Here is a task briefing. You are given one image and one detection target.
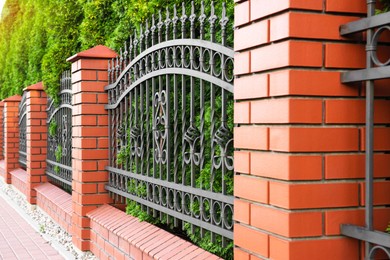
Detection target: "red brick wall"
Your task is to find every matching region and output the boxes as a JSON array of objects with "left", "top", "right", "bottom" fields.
[
  {"left": 3, "top": 96, "right": 22, "bottom": 184},
  {"left": 0, "top": 102, "right": 4, "bottom": 160},
  {"left": 36, "top": 183, "right": 72, "bottom": 234},
  {"left": 68, "top": 45, "right": 117, "bottom": 251},
  {"left": 88, "top": 205, "right": 221, "bottom": 260},
  {"left": 234, "top": 1, "right": 390, "bottom": 259},
  {"left": 10, "top": 168, "right": 28, "bottom": 197},
  {"left": 25, "top": 83, "right": 48, "bottom": 204}
]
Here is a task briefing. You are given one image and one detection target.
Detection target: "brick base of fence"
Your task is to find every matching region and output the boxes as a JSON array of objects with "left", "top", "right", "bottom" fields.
[
  {"left": 35, "top": 183, "right": 72, "bottom": 234},
  {"left": 88, "top": 205, "right": 221, "bottom": 260},
  {"left": 10, "top": 169, "right": 27, "bottom": 198},
  {"left": 0, "top": 160, "right": 5, "bottom": 182}
]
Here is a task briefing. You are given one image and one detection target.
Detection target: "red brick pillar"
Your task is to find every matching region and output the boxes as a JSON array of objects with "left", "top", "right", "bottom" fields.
[
  {"left": 25, "top": 82, "right": 47, "bottom": 204},
  {"left": 234, "top": 1, "right": 390, "bottom": 259},
  {"left": 3, "top": 95, "right": 22, "bottom": 184},
  {"left": 67, "top": 45, "right": 117, "bottom": 251},
  {"left": 0, "top": 101, "right": 4, "bottom": 160}
]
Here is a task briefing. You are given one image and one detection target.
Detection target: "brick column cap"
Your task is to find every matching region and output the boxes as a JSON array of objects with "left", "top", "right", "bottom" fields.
[
  {"left": 66, "top": 45, "right": 117, "bottom": 63},
  {"left": 24, "top": 82, "right": 44, "bottom": 92},
  {"left": 3, "top": 95, "right": 22, "bottom": 102}
]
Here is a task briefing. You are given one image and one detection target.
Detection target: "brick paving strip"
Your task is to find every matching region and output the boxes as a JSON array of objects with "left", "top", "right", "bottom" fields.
[{"left": 0, "top": 193, "right": 64, "bottom": 260}]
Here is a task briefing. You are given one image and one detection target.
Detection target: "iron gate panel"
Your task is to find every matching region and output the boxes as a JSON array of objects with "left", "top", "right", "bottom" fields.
[
  {"left": 46, "top": 71, "right": 72, "bottom": 193},
  {"left": 340, "top": 1, "right": 390, "bottom": 258},
  {"left": 18, "top": 92, "right": 27, "bottom": 169},
  {"left": 105, "top": 2, "right": 234, "bottom": 243}
]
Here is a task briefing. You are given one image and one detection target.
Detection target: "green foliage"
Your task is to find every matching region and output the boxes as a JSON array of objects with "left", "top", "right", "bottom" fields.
[
  {"left": 54, "top": 144, "right": 62, "bottom": 173},
  {"left": 186, "top": 225, "right": 233, "bottom": 260},
  {"left": 55, "top": 145, "right": 62, "bottom": 162},
  {"left": 49, "top": 120, "right": 57, "bottom": 137},
  {"left": 377, "top": 0, "right": 390, "bottom": 13},
  {"left": 78, "top": 0, "right": 117, "bottom": 49},
  {"left": 41, "top": 0, "right": 83, "bottom": 102},
  {"left": 387, "top": 222, "right": 390, "bottom": 233},
  {"left": 0, "top": 0, "right": 233, "bottom": 100}
]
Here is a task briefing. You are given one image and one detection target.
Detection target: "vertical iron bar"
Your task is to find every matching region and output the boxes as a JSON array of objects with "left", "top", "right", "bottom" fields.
[
  {"left": 152, "top": 69, "right": 157, "bottom": 179},
  {"left": 209, "top": 1, "right": 217, "bottom": 43},
  {"left": 135, "top": 86, "right": 139, "bottom": 175},
  {"left": 366, "top": 1, "right": 375, "bottom": 259},
  {"left": 139, "top": 25, "right": 144, "bottom": 53},
  {"left": 120, "top": 100, "right": 124, "bottom": 170},
  {"left": 146, "top": 79, "right": 150, "bottom": 178},
  {"left": 146, "top": 77, "right": 151, "bottom": 217},
  {"left": 220, "top": 2, "right": 228, "bottom": 47},
  {"left": 165, "top": 7, "right": 171, "bottom": 42},
  {"left": 140, "top": 82, "right": 144, "bottom": 176},
  {"left": 124, "top": 96, "right": 128, "bottom": 171},
  {"left": 158, "top": 54, "right": 163, "bottom": 180},
  {"left": 173, "top": 5, "right": 178, "bottom": 40},
  {"left": 124, "top": 41, "right": 128, "bottom": 67},
  {"left": 129, "top": 36, "right": 133, "bottom": 63},
  {"left": 166, "top": 75, "right": 171, "bottom": 182},
  {"left": 116, "top": 105, "right": 120, "bottom": 169},
  {"left": 151, "top": 15, "right": 156, "bottom": 46},
  {"left": 199, "top": 1, "right": 205, "bottom": 41},
  {"left": 173, "top": 73, "right": 179, "bottom": 183},
  {"left": 145, "top": 21, "right": 150, "bottom": 50},
  {"left": 158, "top": 11, "right": 163, "bottom": 44},
  {"left": 129, "top": 91, "right": 133, "bottom": 172}
]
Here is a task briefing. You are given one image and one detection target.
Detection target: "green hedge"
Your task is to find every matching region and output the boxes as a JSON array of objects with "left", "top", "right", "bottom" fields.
[{"left": 1, "top": 0, "right": 227, "bottom": 99}]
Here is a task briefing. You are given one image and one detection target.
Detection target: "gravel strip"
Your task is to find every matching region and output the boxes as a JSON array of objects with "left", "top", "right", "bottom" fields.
[{"left": 0, "top": 182, "right": 96, "bottom": 260}]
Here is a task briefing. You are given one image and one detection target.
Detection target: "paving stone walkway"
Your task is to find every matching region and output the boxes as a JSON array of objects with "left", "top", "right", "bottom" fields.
[{"left": 0, "top": 195, "right": 63, "bottom": 260}]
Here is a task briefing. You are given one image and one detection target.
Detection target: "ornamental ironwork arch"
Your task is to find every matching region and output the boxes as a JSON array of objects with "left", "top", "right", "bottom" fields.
[
  {"left": 46, "top": 71, "right": 72, "bottom": 193},
  {"left": 105, "top": 1, "right": 234, "bottom": 243}
]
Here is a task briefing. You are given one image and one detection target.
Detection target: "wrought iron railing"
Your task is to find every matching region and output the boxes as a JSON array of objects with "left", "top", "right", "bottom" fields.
[
  {"left": 340, "top": 1, "right": 390, "bottom": 258},
  {"left": 18, "top": 92, "right": 27, "bottom": 169},
  {"left": 105, "top": 1, "right": 234, "bottom": 244},
  {"left": 46, "top": 71, "right": 72, "bottom": 193}
]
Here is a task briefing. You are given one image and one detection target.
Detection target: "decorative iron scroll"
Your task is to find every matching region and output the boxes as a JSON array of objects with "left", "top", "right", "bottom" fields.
[
  {"left": 340, "top": 1, "right": 390, "bottom": 258},
  {"left": 105, "top": 1, "right": 234, "bottom": 243},
  {"left": 46, "top": 71, "right": 72, "bottom": 193},
  {"left": 18, "top": 92, "right": 27, "bottom": 169}
]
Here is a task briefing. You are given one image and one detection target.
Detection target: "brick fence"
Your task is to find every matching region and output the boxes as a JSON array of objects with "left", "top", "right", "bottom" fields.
[{"left": 0, "top": 1, "right": 389, "bottom": 259}]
